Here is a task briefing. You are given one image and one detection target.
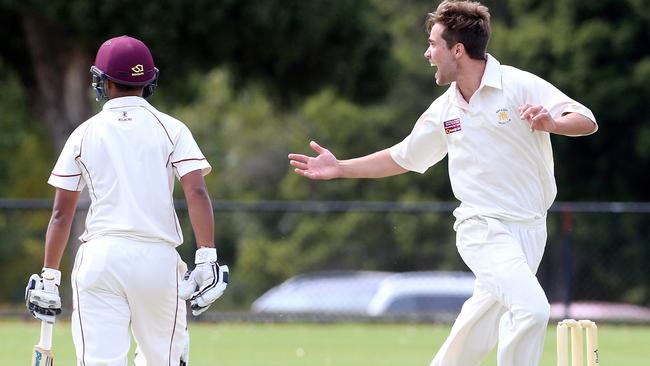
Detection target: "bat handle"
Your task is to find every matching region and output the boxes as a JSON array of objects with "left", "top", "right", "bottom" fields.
[{"left": 39, "top": 321, "right": 53, "bottom": 350}]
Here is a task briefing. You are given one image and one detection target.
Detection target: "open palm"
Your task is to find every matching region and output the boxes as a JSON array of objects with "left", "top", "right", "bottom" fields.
[{"left": 288, "top": 141, "right": 341, "bottom": 180}]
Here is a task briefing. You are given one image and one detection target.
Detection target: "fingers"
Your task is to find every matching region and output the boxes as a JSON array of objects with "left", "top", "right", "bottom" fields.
[
  {"left": 288, "top": 141, "right": 333, "bottom": 180},
  {"left": 519, "top": 104, "right": 551, "bottom": 132},
  {"left": 530, "top": 110, "right": 549, "bottom": 123},
  {"left": 309, "top": 140, "right": 325, "bottom": 154},
  {"left": 519, "top": 104, "right": 543, "bottom": 121},
  {"left": 288, "top": 141, "right": 327, "bottom": 159},
  {"left": 288, "top": 153, "right": 310, "bottom": 163},
  {"left": 179, "top": 270, "right": 198, "bottom": 300},
  {"left": 189, "top": 265, "right": 228, "bottom": 316},
  {"left": 289, "top": 159, "right": 308, "bottom": 170},
  {"left": 293, "top": 167, "right": 317, "bottom": 179},
  {"left": 288, "top": 144, "right": 319, "bottom": 179},
  {"left": 288, "top": 155, "right": 315, "bottom": 178}
]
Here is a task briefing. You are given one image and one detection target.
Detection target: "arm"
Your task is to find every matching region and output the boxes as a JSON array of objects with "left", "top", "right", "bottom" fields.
[
  {"left": 179, "top": 170, "right": 229, "bottom": 316},
  {"left": 180, "top": 169, "right": 214, "bottom": 248},
  {"left": 44, "top": 188, "right": 81, "bottom": 269},
  {"left": 519, "top": 104, "right": 597, "bottom": 136},
  {"left": 288, "top": 141, "right": 408, "bottom": 180},
  {"left": 552, "top": 112, "right": 597, "bottom": 136}
]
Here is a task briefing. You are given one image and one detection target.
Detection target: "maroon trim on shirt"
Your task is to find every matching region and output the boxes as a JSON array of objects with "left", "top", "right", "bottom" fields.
[
  {"left": 77, "top": 159, "right": 97, "bottom": 201},
  {"left": 166, "top": 151, "right": 173, "bottom": 168},
  {"left": 51, "top": 172, "right": 82, "bottom": 177},
  {"left": 140, "top": 106, "right": 174, "bottom": 146},
  {"left": 171, "top": 157, "right": 206, "bottom": 166},
  {"left": 74, "top": 123, "right": 92, "bottom": 193},
  {"left": 75, "top": 122, "right": 90, "bottom": 160}
]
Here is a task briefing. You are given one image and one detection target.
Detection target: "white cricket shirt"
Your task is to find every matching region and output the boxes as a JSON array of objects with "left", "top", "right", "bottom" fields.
[
  {"left": 48, "top": 96, "right": 211, "bottom": 246},
  {"left": 390, "top": 55, "right": 597, "bottom": 225}
]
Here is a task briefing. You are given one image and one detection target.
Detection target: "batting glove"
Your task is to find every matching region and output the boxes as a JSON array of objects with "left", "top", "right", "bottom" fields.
[
  {"left": 25, "top": 267, "right": 62, "bottom": 324},
  {"left": 179, "top": 248, "right": 229, "bottom": 316}
]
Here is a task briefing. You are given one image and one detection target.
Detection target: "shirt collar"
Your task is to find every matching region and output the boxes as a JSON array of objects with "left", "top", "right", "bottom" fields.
[
  {"left": 451, "top": 54, "right": 502, "bottom": 109},
  {"left": 480, "top": 54, "right": 502, "bottom": 90},
  {"left": 102, "top": 96, "right": 151, "bottom": 111}
]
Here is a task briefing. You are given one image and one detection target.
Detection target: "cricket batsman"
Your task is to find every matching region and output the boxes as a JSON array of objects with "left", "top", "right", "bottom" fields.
[{"left": 25, "top": 35, "right": 228, "bottom": 365}]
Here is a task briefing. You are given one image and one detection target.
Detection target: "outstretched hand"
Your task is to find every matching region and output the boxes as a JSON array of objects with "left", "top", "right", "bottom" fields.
[{"left": 288, "top": 141, "right": 341, "bottom": 180}]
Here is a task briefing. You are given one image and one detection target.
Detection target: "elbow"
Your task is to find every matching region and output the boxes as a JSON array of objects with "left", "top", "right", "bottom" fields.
[
  {"left": 187, "top": 185, "right": 211, "bottom": 200},
  {"left": 588, "top": 119, "right": 598, "bottom": 134},
  {"left": 50, "top": 208, "right": 74, "bottom": 227},
  {"left": 578, "top": 119, "right": 598, "bottom": 136}
]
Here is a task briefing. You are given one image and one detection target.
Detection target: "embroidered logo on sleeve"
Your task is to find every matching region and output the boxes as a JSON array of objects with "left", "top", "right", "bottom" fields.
[{"left": 443, "top": 118, "right": 462, "bottom": 134}]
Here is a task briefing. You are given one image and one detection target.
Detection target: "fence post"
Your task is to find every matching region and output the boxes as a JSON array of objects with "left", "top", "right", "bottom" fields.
[{"left": 560, "top": 205, "right": 574, "bottom": 319}]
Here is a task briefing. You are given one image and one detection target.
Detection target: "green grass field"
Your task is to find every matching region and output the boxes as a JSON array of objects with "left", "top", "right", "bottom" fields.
[{"left": 2, "top": 319, "right": 649, "bottom": 365}]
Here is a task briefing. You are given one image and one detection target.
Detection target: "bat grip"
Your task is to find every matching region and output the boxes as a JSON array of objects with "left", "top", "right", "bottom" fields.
[{"left": 39, "top": 321, "right": 53, "bottom": 350}]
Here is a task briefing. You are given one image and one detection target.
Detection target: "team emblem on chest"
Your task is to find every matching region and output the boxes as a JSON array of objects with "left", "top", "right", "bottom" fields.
[
  {"left": 443, "top": 118, "right": 462, "bottom": 134},
  {"left": 496, "top": 108, "right": 511, "bottom": 125}
]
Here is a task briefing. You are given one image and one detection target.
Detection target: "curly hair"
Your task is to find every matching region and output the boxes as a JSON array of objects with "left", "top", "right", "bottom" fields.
[{"left": 425, "top": 0, "right": 491, "bottom": 60}]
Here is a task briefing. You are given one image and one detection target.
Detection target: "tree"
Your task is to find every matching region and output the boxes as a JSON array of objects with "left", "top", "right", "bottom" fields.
[
  {"left": 491, "top": 0, "right": 650, "bottom": 200},
  {"left": 0, "top": 0, "right": 395, "bottom": 153},
  {"left": 0, "top": 0, "right": 396, "bottom": 304}
]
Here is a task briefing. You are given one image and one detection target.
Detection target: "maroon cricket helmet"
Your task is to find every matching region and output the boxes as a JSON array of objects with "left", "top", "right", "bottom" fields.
[{"left": 93, "top": 35, "right": 157, "bottom": 86}]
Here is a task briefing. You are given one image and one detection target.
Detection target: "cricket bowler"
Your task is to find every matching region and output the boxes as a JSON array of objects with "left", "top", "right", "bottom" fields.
[{"left": 288, "top": 1, "right": 597, "bottom": 365}]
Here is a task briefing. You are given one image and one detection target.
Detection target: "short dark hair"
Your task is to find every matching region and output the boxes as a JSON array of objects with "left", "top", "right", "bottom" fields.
[
  {"left": 113, "top": 83, "right": 143, "bottom": 93},
  {"left": 425, "top": 0, "right": 491, "bottom": 60}
]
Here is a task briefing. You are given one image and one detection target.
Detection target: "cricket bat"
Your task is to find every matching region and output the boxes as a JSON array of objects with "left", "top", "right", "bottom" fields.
[
  {"left": 31, "top": 274, "right": 57, "bottom": 366},
  {"left": 31, "top": 321, "right": 54, "bottom": 366}
]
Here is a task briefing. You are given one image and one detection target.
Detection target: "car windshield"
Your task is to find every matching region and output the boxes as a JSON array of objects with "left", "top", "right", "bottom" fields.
[{"left": 252, "top": 271, "right": 391, "bottom": 314}]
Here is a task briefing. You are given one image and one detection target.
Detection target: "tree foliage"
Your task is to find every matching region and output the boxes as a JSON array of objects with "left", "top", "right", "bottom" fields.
[
  {"left": 0, "top": 0, "right": 394, "bottom": 106},
  {"left": 0, "top": 0, "right": 649, "bottom": 306},
  {"left": 491, "top": 0, "right": 650, "bottom": 200}
]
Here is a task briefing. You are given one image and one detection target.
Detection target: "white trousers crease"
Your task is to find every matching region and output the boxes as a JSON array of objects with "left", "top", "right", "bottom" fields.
[
  {"left": 70, "top": 237, "right": 188, "bottom": 366},
  {"left": 430, "top": 216, "right": 550, "bottom": 366}
]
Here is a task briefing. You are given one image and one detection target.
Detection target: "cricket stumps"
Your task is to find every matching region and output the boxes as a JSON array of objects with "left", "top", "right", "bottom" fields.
[{"left": 557, "top": 319, "right": 599, "bottom": 366}]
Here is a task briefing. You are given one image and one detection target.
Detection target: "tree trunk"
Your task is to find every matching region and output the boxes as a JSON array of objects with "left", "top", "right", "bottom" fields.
[
  {"left": 22, "top": 15, "right": 92, "bottom": 280},
  {"left": 22, "top": 15, "right": 93, "bottom": 153}
]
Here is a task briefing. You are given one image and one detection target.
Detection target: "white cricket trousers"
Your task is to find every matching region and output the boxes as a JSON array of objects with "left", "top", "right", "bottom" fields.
[
  {"left": 70, "top": 237, "right": 189, "bottom": 366},
  {"left": 431, "top": 216, "right": 550, "bottom": 366}
]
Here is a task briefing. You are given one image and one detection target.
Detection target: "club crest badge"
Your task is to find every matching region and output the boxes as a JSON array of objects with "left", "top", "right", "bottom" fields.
[
  {"left": 443, "top": 118, "right": 462, "bottom": 134},
  {"left": 496, "top": 108, "right": 511, "bottom": 125},
  {"left": 131, "top": 64, "right": 144, "bottom": 76}
]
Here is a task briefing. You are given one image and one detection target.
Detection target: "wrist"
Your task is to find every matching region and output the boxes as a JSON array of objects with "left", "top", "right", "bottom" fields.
[
  {"left": 195, "top": 247, "right": 217, "bottom": 264},
  {"left": 336, "top": 160, "right": 347, "bottom": 179},
  {"left": 41, "top": 267, "right": 61, "bottom": 286}
]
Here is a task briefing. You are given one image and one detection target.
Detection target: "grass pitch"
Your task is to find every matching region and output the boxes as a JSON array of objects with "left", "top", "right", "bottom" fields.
[{"left": 2, "top": 319, "right": 649, "bottom": 365}]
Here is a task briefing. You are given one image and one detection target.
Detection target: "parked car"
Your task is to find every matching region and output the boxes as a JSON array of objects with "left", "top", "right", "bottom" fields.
[
  {"left": 251, "top": 270, "right": 475, "bottom": 317},
  {"left": 367, "top": 271, "right": 475, "bottom": 316},
  {"left": 251, "top": 270, "right": 392, "bottom": 314}
]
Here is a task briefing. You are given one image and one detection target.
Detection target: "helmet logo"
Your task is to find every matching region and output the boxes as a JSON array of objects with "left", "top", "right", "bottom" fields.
[{"left": 131, "top": 64, "right": 144, "bottom": 76}]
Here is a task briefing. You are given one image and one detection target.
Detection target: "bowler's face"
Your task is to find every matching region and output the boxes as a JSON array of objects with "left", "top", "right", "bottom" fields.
[{"left": 424, "top": 23, "right": 458, "bottom": 85}]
